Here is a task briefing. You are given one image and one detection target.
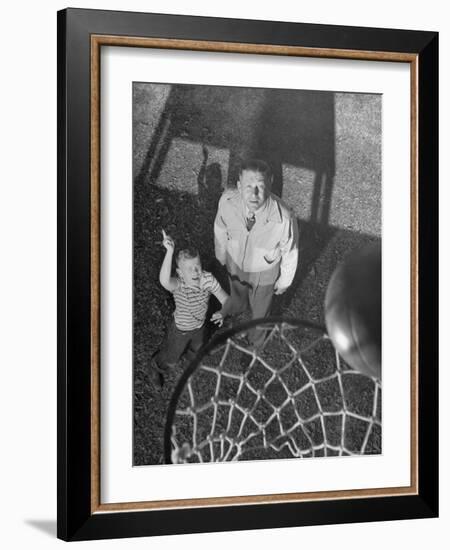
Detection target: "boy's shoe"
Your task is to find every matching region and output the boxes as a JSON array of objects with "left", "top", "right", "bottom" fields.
[
  {"left": 148, "top": 351, "right": 165, "bottom": 389},
  {"left": 149, "top": 364, "right": 165, "bottom": 389}
]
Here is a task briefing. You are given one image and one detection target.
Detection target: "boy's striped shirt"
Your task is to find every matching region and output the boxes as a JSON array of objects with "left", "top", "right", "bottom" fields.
[{"left": 172, "top": 271, "right": 220, "bottom": 331}]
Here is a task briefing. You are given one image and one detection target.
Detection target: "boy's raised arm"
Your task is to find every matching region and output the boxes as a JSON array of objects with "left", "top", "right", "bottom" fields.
[{"left": 159, "top": 230, "right": 178, "bottom": 292}]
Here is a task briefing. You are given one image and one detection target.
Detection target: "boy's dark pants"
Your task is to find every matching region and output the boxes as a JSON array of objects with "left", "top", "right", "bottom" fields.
[{"left": 155, "top": 321, "right": 205, "bottom": 370}]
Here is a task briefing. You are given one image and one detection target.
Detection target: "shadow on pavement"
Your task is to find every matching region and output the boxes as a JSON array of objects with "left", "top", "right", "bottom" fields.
[{"left": 135, "top": 83, "right": 335, "bottom": 227}]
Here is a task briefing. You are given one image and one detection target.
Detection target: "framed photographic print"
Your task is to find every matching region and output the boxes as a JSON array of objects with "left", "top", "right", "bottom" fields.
[{"left": 57, "top": 8, "right": 438, "bottom": 541}]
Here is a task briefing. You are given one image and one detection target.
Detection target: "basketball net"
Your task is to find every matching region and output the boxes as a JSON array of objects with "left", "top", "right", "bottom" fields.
[{"left": 164, "top": 318, "right": 381, "bottom": 464}]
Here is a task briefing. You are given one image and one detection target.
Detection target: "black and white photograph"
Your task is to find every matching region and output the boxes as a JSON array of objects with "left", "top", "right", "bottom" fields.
[
  {"left": 1, "top": 0, "right": 441, "bottom": 546},
  {"left": 132, "top": 82, "right": 382, "bottom": 466}
]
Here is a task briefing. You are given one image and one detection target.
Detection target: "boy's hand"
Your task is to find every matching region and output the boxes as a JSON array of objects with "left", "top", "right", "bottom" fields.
[
  {"left": 210, "top": 311, "right": 224, "bottom": 327},
  {"left": 161, "top": 229, "right": 175, "bottom": 252}
]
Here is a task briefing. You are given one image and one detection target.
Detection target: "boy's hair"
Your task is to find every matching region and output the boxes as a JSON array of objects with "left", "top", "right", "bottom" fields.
[
  {"left": 239, "top": 159, "right": 272, "bottom": 186},
  {"left": 176, "top": 247, "right": 200, "bottom": 266}
]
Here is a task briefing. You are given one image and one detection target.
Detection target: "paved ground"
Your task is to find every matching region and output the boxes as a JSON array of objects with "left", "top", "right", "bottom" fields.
[{"left": 133, "top": 82, "right": 381, "bottom": 465}]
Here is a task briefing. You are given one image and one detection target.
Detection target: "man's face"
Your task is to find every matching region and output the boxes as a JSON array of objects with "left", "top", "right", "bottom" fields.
[
  {"left": 177, "top": 255, "right": 202, "bottom": 287},
  {"left": 237, "top": 170, "right": 269, "bottom": 213}
]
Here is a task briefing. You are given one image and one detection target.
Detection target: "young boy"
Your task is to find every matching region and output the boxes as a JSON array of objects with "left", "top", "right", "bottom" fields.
[{"left": 150, "top": 229, "right": 228, "bottom": 388}]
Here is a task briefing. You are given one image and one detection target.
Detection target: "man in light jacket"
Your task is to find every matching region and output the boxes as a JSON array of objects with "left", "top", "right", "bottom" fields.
[{"left": 214, "top": 159, "right": 298, "bottom": 346}]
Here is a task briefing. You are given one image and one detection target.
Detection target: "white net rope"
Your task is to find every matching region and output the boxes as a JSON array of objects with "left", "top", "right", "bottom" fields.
[{"left": 167, "top": 320, "right": 381, "bottom": 464}]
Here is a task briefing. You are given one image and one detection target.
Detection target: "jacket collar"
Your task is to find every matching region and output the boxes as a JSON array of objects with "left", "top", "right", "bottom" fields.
[
  {"left": 230, "top": 190, "right": 282, "bottom": 224},
  {"left": 265, "top": 194, "right": 283, "bottom": 223}
]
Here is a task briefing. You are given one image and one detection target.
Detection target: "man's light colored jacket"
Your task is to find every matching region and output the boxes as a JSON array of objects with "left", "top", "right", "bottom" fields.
[{"left": 214, "top": 188, "right": 298, "bottom": 289}]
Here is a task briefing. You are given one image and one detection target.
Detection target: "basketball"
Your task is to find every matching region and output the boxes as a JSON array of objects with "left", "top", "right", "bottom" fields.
[{"left": 324, "top": 242, "right": 381, "bottom": 379}]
